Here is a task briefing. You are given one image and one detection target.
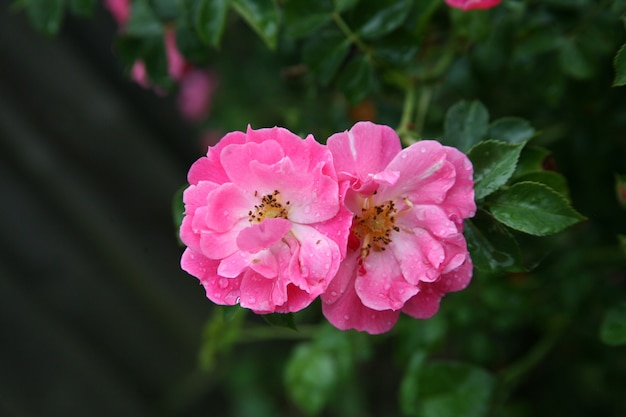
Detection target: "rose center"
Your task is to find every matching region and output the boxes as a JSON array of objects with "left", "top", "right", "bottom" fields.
[
  {"left": 353, "top": 198, "right": 400, "bottom": 257},
  {"left": 248, "top": 190, "right": 290, "bottom": 223}
]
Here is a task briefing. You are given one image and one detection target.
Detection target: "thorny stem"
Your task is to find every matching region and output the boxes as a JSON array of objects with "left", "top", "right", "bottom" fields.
[{"left": 397, "top": 81, "right": 416, "bottom": 144}]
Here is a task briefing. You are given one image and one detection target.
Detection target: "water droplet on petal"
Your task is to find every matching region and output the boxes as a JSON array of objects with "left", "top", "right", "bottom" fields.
[
  {"left": 213, "top": 293, "right": 222, "bottom": 299},
  {"left": 420, "top": 147, "right": 426, "bottom": 153},
  {"left": 303, "top": 205, "right": 311, "bottom": 214},
  {"left": 343, "top": 315, "right": 350, "bottom": 321},
  {"left": 223, "top": 210, "right": 229, "bottom": 216},
  {"left": 248, "top": 297, "right": 256, "bottom": 304},
  {"left": 383, "top": 283, "right": 391, "bottom": 290},
  {"left": 235, "top": 296, "right": 241, "bottom": 304},
  {"left": 330, "top": 291, "right": 338, "bottom": 297},
  {"left": 218, "top": 278, "right": 229, "bottom": 289},
  {"left": 401, "top": 153, "right": 408, "bottom": 159}
]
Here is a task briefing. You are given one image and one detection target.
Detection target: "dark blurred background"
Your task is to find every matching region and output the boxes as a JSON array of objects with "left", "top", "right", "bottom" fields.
[{"left": 0, "top": 2, "right": 218, "bottom": 415}]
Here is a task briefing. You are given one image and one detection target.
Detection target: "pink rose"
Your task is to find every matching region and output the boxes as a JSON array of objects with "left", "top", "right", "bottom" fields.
[
  {"left": 321, "top": 122, "right": 476, "bottom": 334},
  {"left": 445, "top": 0, "right": 501, "bottom": 10},
  {"left": 180, "top": 127, "right": 352, "bottom": 313}
]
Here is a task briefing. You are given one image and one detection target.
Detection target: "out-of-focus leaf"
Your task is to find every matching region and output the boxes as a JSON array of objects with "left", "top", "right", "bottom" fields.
[
  {"left": 353, "top": 0, "right": 414, "bottom": 40},
  {"left": 195, "top": 0, "right": 229, "bottom": 47},
  {"left": 468, "top": 140, "right": 524, "bottom": 200},
  {"left": 465, "top": 215, "right": 524, "bottom": 273},
  {"left": 399, "top": 351, "right": 428, "bottom": 416},
  {"left": 283, "top": 0, "right": 333, "bottom": 39},
  {"left": 303, "top": 29, "right": 351, "bottom": 85},
  {"left": 372, "top": 29, "right": 419, "bottom": 67},
  {"left": 559, "top": 38, "right": 594, "bottom": 80},
  {"left": 69, "top": 0, "right": 96, "bottom": 17},
  {"left": 25, "top": 0, "right": 64, "bottom": 36},
  {"left": 262, "top": 312, "right": 297, "bottom": 330},
  {"left": 199, "top": 307, "right": 245, "bottom": 370},
  {"left": 284, "top": 343, "right": 338, "bottom": 415},
  {"left": 618, "top": 234, "right": 626, "bottom": 256},
  {"left": 231, "top": 0, "right": 279, "bottom": 50},
  {"left": 513, "top": 171, "right": 570, "bottom": 201},
  {"left": 614, "top": 43, "right": 626, "bottom": 87},
  {"left": 443, "top": 100, "right": 489, "bottom": 152},
  {"left": 115, "top": 35, "right": 172, "bottom": 88},
  {"left": 450, "top": 8, "right": 491, "bottom": 42},
  {"left": 401, "top": 360, "right": 496, "bottom": 417},
  {"left": 176, "top": 15, "right": 211, "bottom": 64},
  {"left": 126, "top": 1, "right": 163, "bottom": 37},
  {"left": 600, "top": 302, "right": 626, "bottom": 346},
  {"left": 488, "top": 117, "right": 535, "bottom": 144},
  {"left": 490, "top": 182, "right": 586, "bottom": 236},
  {"left": 151, "top": 0, "right": 182, "bottom": 20},
  {"left": 336, "top": 55, "right": 375, "bottom": 105}
]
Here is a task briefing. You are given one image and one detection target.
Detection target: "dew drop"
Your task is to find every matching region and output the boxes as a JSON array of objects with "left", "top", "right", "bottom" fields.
[
  {"left": 248, "top": 297, "right": 256, "bottom": 304},
  {"left": 222, "top": 210, "right": 229, "bottom": 216},
  {"left": 303, "top": 205, "right": 311, "bottom": 214},
  {"left": 218, "top": 278, "right": 229, "bottom": 289},
  {"left": 401, "top": 152, "right": 408, "bottom": 159},
  {"left": 343, "top": 315, "right": 350, "bottom": 321},
  {"left": 383, "top": 283, "right": 391, "bottom": 290},
  {"left": 330, "top": 291, "right": 338, "bottom": 297},
  {"left": 235, "top": 296, "right": 241, "bottom": 304},
  {"left": 420, "top": 147, "right": 426, "bottom": 153},
  {"left": 324, "top": 263, "right": 330, "bottom": 270}
]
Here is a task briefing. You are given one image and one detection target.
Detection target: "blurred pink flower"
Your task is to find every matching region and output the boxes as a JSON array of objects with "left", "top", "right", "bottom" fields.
[
  {"left": 103, "top": 0, "right": 131, "bottom": 26},
  {"left": 445, "top": 0, "right": 501, "bottom": 10},
  {"left": 180, "top": 127, "right": 352, "bottom": 313},
  {"left": 321, "top": 122, "right": 476, "bottom": 334},
  {"left": 130, "top": 61, "right": 150, "bottom": 88},
  {"left": 177, "top": 69, "right": 217, "bottom": 122},
  {"left": 164, "top": 27, "right": 189, "bottom": 81}
]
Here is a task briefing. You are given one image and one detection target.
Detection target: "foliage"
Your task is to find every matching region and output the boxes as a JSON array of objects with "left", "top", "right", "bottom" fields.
[{"left": 14, "top": 0, "right": 626, "bottom": 416}]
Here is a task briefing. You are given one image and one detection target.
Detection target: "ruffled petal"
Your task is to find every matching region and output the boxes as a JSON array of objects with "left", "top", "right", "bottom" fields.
[
  {"left": 204, "top": 183, "right": 252, "bottom": 233},
  {"left": 236, "top": 218, "right": 291, "bottom": 253},
  {"left": 355, "top": 252, "right": 418, "bottom": 311},
  {"left": 390, "top": 228, "right": 445, "bottom": 285},
  {"left": 321, "top": 251, "right": 401, "bottom": 334},
  {"left": 181, "top": 249, "right": 240, "bottom": 305}
]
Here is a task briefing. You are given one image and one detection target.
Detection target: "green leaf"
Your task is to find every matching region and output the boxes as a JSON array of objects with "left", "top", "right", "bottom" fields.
[
  {"left": 262, "top": 312, "right": 297, "bottom": 330},
  {"left": 283, "top": 0, "right": 333, "bottom": 39},
  {"left": 354, "top": 0, "right": 414, "bottom": 40},
  {"left": 443, "top": 100, "right": 489, "bottom": 152},
  {"left": 372, "top": 29, "right": 419, "bottom": 67},
  {"left": 401, "top": 361, "right": 496, "bottom": 417},
  {"left": 559, "top": 38, "right": 593, "bottom": 80},
  {"left": 126, "top": 1, "right": 164, "bottom": 37},
  {"left": 487, "top": 117, "right": 535, "bottom": 145},
  {"left": 513, "top": 146, "right": 551, "bottom": 178},
  {"left": 195, "top": 0, "right": 229, "bottom": 47},
  {"left": 465, "top": 216, "right": 524, "bottom": 273},
  {"left": 618, "top": 234, "right": 626, "bottom": 257},
  {"left": 399, "top": 351, "right": 429, "bottom": 416},
  {"left": 468, "top": 140, "right": 524, "bottom": 200},
  {"left": 489, "top": 182, "right": 586, "bottom": 236},
  {"left": 284, "top": 343, "right": 338, "bottom": 415},
  {"left": 513, "top": 171, "right": 570, "bottom": 201},
  {"left": 615, "top": 43, "right": 626, "bottom": 87},
  {"left": 600, "top": 302, "right": 626, "bottom": 346},
  {"left": 199, "top": 307, "right": 245, "bottom": 370},
  {"left": 303, "top": 29, "right": 351, "bottom": 85},
  {"left": 336, "top": 55, "right": 375, "bottom": 105},
  {"left": 25, "top": 0, "right": 64, "bottom": 36},
  {"left": 69, "top": 0, "right": 97, "bottom": 17},
  {"left": 230, "top": 0, "right": 279, "bottom": 50}
]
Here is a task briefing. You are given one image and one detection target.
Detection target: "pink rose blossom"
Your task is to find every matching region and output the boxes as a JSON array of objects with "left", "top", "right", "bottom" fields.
[
  {"left": 165, "top": 27, "right": 190, "bottom": 81},
  {"left": 321, "top": 122, "right": 476, "bottom": 334},
  {"left": 180, "top": 127, "right": 352, "bottom": 313},
  {"left": 445, "top": 0, "right": 501, "bottom": 10}
]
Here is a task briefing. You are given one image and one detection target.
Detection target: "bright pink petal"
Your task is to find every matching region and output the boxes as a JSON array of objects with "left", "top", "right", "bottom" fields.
[
  {"left": 378, "top": 141, "right": 455, "bottom": 205},
  {"left": 327, "top": 122, "right": 402, "bottom": 192},
  {"left": 204, "top": 183, "right": 251, "bottom": 233},
  {"left": 104, "top": 0, "right": 131, "bottom": 26},
  {"left": 401, "top": 204, "right": 460, "bottom": 238},
  {"left": 401, "top": 286, "right": 444, "bottom": 319},
  {"left": 237, "top": 218, "right": 291, "bottom": 253},
  {"left": 181, "top": 249, "right": 240, "bottom": 305},
  {"left": 441, "top": 146, "right": 476, "bottom": 223},
  {"left": 355, "top": 252, "right": 418, "bottom": 311},
  {"left": 390, "top": 228, "right": 445, "bottom": 285},
  {"left": 220, "top": 140, "right": 285, "bottom": 186},
  {"left": 188, "top": 131, "right": 248, "bottom": 185},
  {"left": 322, "top": 251, "right": 401, "bottom": 334},
  {"left": 435, "top": 256, "right": 473, "bottom": 293}
]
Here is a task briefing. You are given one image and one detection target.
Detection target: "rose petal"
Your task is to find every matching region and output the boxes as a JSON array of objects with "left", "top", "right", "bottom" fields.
[{"left": 237, "top": 218, "right": 291, "bottom": 253}]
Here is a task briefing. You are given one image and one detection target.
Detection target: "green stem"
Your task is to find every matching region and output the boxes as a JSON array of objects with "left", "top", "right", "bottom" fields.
[
  {"left": 332, "top": 12, "right": 372, "bottom": 56},
  {"left": 414, "top": 86, "right": 433, "bottom": 139},
  {"left": 397, "top": 81, "right": 416, "bottom": 138}
]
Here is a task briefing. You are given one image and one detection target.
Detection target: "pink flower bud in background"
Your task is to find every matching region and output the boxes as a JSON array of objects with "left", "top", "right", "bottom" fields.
[
  {"left": 130, "top": 61, "right": 150, "bottom": 88},
  {"left": 445, "top": 0, "right": 501, "bottom": 10},
  {"left": 164, "top": 27, "right": 189, "bottom": 81},
  {"left": 103, "top": 0, "right": 131, "bottom": 26},
  {"left": 177, "top": 69, "right": 217, "bottom": 122}
]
